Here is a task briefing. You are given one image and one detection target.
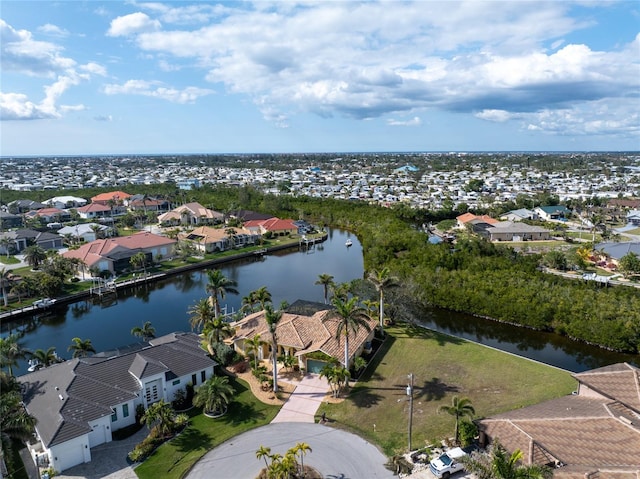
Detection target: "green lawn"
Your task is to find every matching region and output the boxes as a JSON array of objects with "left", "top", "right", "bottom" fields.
[
  {"left": 318, "top": 324, "right": 577, "bottom": 457},
  {"left": 135, "top": 377, "right": 280, "bottom": 479}
]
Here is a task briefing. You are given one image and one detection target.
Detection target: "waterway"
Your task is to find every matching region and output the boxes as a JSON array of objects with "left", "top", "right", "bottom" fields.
[{"left": 2, "top": 228, "right": 637, "bottom": 376}]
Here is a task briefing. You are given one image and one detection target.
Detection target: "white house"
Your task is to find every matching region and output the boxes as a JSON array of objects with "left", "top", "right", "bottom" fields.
[
  {"left": 18, "top": 332, "right": 217, "bottom": 473},
  {"left": 57, "top": 223, "right": 111, "bottom": 243}
]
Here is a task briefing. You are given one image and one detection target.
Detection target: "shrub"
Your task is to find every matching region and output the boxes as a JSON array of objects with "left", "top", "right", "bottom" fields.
[
  {"left": 212, "top": 342, "right": 236, "bottom": 366},
  {"left": 458, "top": 420, "right": 478, "bottom": 447}
]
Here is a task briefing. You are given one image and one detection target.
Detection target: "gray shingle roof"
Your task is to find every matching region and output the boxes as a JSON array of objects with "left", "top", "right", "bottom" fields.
[{"left": 19, "top": 332, "right": 216, "bottom": 448}]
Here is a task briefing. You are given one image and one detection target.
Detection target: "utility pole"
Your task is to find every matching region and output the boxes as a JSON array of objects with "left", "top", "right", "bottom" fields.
[{"left": 407, "top": 372, "right": 414, "bottom": 452}]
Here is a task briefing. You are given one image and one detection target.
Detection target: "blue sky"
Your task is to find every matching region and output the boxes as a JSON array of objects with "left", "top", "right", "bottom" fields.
[{"left": 1, "top": 1, "right": 639, "bottom": 156}]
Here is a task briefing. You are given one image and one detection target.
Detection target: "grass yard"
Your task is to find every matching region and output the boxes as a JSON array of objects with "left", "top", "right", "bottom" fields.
[
  {"left": 318, "top": 323, "right": 577, "bottom": 457},
  {"left": 135, "top": 377, "right": 280, "bottom": 479}
]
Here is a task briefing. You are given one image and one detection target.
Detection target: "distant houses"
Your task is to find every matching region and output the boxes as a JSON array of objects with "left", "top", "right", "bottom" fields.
[{"left": 456, "top": 212, "right": 551, "bottom": 242}]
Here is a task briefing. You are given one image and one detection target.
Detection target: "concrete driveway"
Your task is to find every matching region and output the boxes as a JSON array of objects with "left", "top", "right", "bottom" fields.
[
  {"left": 186, "top": 422, "right": 395, "bottom": 479},
  {"left": 271, "top": 373, "right": 329, "bottom": 423}
]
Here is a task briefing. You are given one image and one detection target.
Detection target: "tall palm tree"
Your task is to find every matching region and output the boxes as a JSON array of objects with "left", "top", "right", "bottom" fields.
[
  {"left": 0, "top": 237, "right": 13, "bottom": 257},
  {"left": 188, "top": 298, "right": 215, "bottom": 332},
  {"left": 255, "top": 445, "right": 271, "bottom": 471},
  {"left": 67, "top": 337, "right": 96, "bottom": 358},
  {"left": 1, "top": 388, "right": 37, "bottom": 461},
  {"left": 1, "top": 267, "right": 13, "bottom": 307},
  {"left": 367, "top": 267, "right": 399, "bottom": 333},
  {"left": 462, "top": 440, "right": 553, "bottom": 479},
  {"left": 315, "top": 273, "right": 335, "bottom": 304},
  {"left": 130, "top": 252, "right": 147, "bottom": 275},
  {"left": 294, "top": 442, "right": 312, "bottom": 478},
  {"left": 264, "top": 304, "right": 283, "bottom": 393},
  {"left": 205, "top": 269, "right": 239, "bottom": 318},
  {"left": 131, "top": 321, "right": 156, "bottom": 341},
  {"left": 253, "top": 286, "right": 272, "bottom": 310},
  {"left": 327, "top": 294, "right": 372, "bottom": 368},
  {"left": 24, "top": 245, "right": 47, "bottom": 270},
  {"left": 193, "top": 375, "right": 234, "bottom": 415},
  {"left": 438, "top": 396, "right": 475, "bottom": 445},
  {"left": 32, "top": 347, "right": 60, "bottom": 368},
  {"left": 201, "top": 315, "right": 234, "bottom": 353},
  {"left": 245, "top": 334, "right": 264, "bottom": 370},
  {"left": 0, "top": 333, "right": 31, "bottom": 376}
]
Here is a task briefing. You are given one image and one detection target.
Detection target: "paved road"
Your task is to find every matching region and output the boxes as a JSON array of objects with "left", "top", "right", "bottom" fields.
[{"left": 186, "top": 422, "right": 395, "bottom": 479}]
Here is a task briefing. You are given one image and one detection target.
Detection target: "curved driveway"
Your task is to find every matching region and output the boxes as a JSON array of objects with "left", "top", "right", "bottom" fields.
[{"left": 186, "top": 422, "right": 394, "bottom": 479}]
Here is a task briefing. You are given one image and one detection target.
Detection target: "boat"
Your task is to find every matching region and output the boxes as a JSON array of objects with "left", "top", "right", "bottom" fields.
[
  {"left": 27, "top": 359, "right": 41, "bottom": 372},
  {"left": 33, "top": 298, "right": 56, "bottom": 309},
  {"left": 345, "top": 238, "right": 353, "bottom": 247}
]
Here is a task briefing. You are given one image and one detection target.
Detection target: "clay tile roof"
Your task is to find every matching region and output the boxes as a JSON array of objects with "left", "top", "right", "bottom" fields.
[
  {"left": 573, "top": 363, "right": 640, "bottom": 412},
  {"left": 91, "top": 191, "right": 131, "bottom": 202}
]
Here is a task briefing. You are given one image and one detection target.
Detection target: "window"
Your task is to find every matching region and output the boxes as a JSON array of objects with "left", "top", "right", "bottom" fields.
[
  {"left": 172, "top": 379, "right": 181, "bottom": 386},
  {"left": 123, "top": 404, "right": 129, "bottom": 418},
  {"left": 111, "top": 410, "right": 117, "bottom": 422},
  {"left": 192, "top": 374, "right": 197, "bottom": 386},
  {"left": 201, "top": 371, "right": 206, "bottom": 383}
]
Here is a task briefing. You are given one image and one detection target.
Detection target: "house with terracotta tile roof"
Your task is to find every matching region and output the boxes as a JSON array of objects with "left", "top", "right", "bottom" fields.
[
  {"left": 157, "top": 202, "right": 223, "bottom": 227},
  {"left": 18, "top": 332, "right": 217, "bottom": 473},
  {"left": 25, "top": 207, "right": 71, "bottom": 223},
  {"left": 90, "top": 191, "right": 132, "bottom": 206},
  {"left": 62, "top": 231, "right": 176, "bottom": 275},
  {"left": 243, "top": 217, "right": 299, "bottom": 236},
  {"left": 477, "top": 362, "right": 640, "bottom": 478},
  {"left": 455, "top": 213, "right": 499, "bottom": 229},
  {"left": 178, "top": 226, "right": 261, "bottom": 253},
  {"left": 230, "top": 300, "right": 377, "bottom": 371}
]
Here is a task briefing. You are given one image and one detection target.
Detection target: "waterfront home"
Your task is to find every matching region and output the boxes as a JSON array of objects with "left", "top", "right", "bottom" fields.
[
  {"left": 75, "top": 203, "right": 111, "bottom": 220},
  {"left": 90, "top": 191, "right": 132, "bottom": 206},
  {"left": 243, "top": 217, "right": 299, "bottom": 236},
  {"left": 477, "top": 362, "right": 640, "bottom": 478},
  {"left": 487, "top": 221, "right": 551, "bottom": 242},
  {"left": 18, "top": 332, "right": 217, "bottom": 474},
  {"left": 230, "top": 300, "right": 377, "bottom": 371},
  {"left": 533, "top": 205, "right": 571, "bottom": 221},
  {"left": 8, "top": 229, "right": 64, "bottom": 252},
  {"left": 157, "top": 202, "right": 223, "bottom": 227},
  {"left": 62, "top": 231, "right": 176, "bottom": 275},
  {"left": 594, "top": 241, "right": 640, "bottom": 267},
  {"left": 178, "top": 225, "right": 260, "bottom": 253},
  {"left": 455, "top": 213, "right": 499, "bottom": 229},
  {"left": 57, "top": 223, "right": 111, "bottom": 243}
]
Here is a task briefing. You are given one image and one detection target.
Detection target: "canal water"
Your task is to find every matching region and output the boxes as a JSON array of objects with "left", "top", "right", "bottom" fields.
[{"left": 3, "top": 228, "right": 637, "bottom": 376}]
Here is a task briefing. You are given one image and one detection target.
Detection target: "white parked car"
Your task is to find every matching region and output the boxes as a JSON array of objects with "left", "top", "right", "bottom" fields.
[{"left": 429, "top": 447, "right": 467, "bottom": 478}]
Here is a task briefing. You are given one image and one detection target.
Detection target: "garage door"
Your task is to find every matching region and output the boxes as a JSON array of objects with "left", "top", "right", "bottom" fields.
[{"left": 306, "top": 359, "right": 328, "bottom": 374}]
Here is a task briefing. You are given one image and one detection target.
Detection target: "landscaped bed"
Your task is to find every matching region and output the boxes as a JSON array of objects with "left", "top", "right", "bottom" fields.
[
  {"left": 134, "top": 376, "right": 280, "bottom": 479},
  {"left": 317, "top": 323, "right": 577, "bottom": 457}
]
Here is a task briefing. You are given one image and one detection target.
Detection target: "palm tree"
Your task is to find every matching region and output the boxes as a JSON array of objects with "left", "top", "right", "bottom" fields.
[
  {"left": 0, "top": 237, "right": 13, "bottom": 257},
  {"left": 67, "top": 337, "right": 96, "bottom": 358},
  {"left": 201, "top": 315, "right": 234, "bottom": 353},
  {"left": 1, "top": 387, "right": 37, "bottom": 461},
  {"left": 367, "top": 267, "right": 399, "bottom": 333},
  {"left": 131, "top": 321, "right": 156, "bottom": 341},
  {"left": 294, "top": 442, "right": 312, "bottom": 478},
  {"left": 140, "top": 399, "right": 176, "bottom": 437},
  {"left": 245, "top": 334, "right": 265, "bottom": 370},
  {"left": 256, "top": 445, "right": 272, "bottom": 471},
  {"left": 461, "top": 440, "right": 553, "bottom": 479},
  {"left": 24, "top": 245, "right": 47, "bottom": 270},
  {"left": 1, "top": 267, "right": 13, "bottom": 307},
  {"left": 253, "top": 286, "right": 272, "bottom": 310},
  {"left": 327, "top": 294, "right": 372, "bottom": 368},
  {"left": 32, "top": 346, "right": 60, "bottom": 368},
  {"left": 130, "top": 251, "right": 147, "bottom": 275},
  {"left": 0, "top": 333, "right": 31, "bottom": 376},
  {"left": 438, "top": 396, "right": 475, "bottom": 446},
  {"left": 193, "top": 375, "right": 234, "bottom": 415},
  {"left": 205, "top": 269, "right": 239, "bottom": 318},
  {"left": 188, "top": 298, "right": 214, "bottom": 332},
  {"left": 225, "top": 227, "right": 237, "bottom": 249},
  {"left": 315, "top": 273, "right": 335, "bottom": 303},
  {"left": 264, "top": 304, "right": 283, "bottom": 393},
  {"left": 320, "top": 362, "right": 350, "bottom": 398}
]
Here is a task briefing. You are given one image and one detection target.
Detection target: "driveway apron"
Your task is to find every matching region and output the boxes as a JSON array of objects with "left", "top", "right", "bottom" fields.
[{"left": 271, "top": 373, "right": 329, "bottom": 423}]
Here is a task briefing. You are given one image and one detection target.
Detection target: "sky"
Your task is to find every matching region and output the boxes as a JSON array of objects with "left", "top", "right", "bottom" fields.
[{"left": 1, "top": 1, "right": 639, "bottom": 156}]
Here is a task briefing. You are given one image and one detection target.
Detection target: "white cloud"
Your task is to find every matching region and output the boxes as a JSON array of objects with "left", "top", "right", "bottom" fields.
[
  {"left": 387, "top": 116, "right": 421, "bottom": 126},
  {"left": 107, "top": 12, "right": 161, "bottom": 37},
  {"left": 0, "top": 92, "right": 57, "bottom": 120},
  {"left": 475, "top": 110, "right": 513, "bottom": 122},
  {"left": 103, "top": 79, "right": 214, "bottom": 103},
  {"left": 37, "top": 23, "right": 70, "bottom": 38}
]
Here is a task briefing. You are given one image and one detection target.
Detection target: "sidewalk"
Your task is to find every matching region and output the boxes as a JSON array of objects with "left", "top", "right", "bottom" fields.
[{"left": 271, "top": 373, "right": 329, "bottom": 423}]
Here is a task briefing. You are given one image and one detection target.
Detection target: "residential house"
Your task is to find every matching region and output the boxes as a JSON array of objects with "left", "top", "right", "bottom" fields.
[
  {"left": 477, "top": 362, "right": 640, "bottom": 478},
  {"left": 456, "top": 213, "right": 499, "bottom": 229},
  {"left": 157, "top": 203, "right": 223, "bottom": 227},
  {"left": 178, "top": 226, "right": 260, "bottom": 253},
  {"left": 230, "top": 300, "right": 378, "bottom": 371},
  {"left": 11, "top": 229, "right": 63, "bottom": 252},
  {"left": 595, "top": 242, "right": 640, "bottom": 267},
  {"left": 0, "top": 231, "right": 25, "bottom": 255},
  {"left": 500, "top": 208, "right": 537, "bottom": 222},
  {"left": 488, "top": 221, "right": 551, "bottom": 242},
  {"left": 62, "top": 232, "right": 176, "bottom": 275},
  {"left": 43, "top": 196, "right": 88, "bottom": 209},
  {"left": 75, "top": 203, "right": 111, "bottom": 220},
  {"left": 533, "top": 205, "right": 571, "bottom": 221},
  {"left": 90, "top": 191, "right": 132, "bottom": 206},
  {"left": 243, "top": 217, "right": 299, "bottom": 236},
  {"left": 626, "top": 209, "right": 640, "bottom": 226},
  {"left": 0, "top": 211, "right": 23, "bottom": 229},
  {"left": 57, "top": 224, "right": 111, "bottom": 244},
  {"left": 18, "top": 332, "right": 217, "bottom": 473},
  {"left": 127, "top": 195, "right": 170, "bottom": 213},
  {"left": 24, "top": 208, "right": 71, "bottom": 224},
  {"left": 7, "top": 199, "right": 46, "bottom": 214}
]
